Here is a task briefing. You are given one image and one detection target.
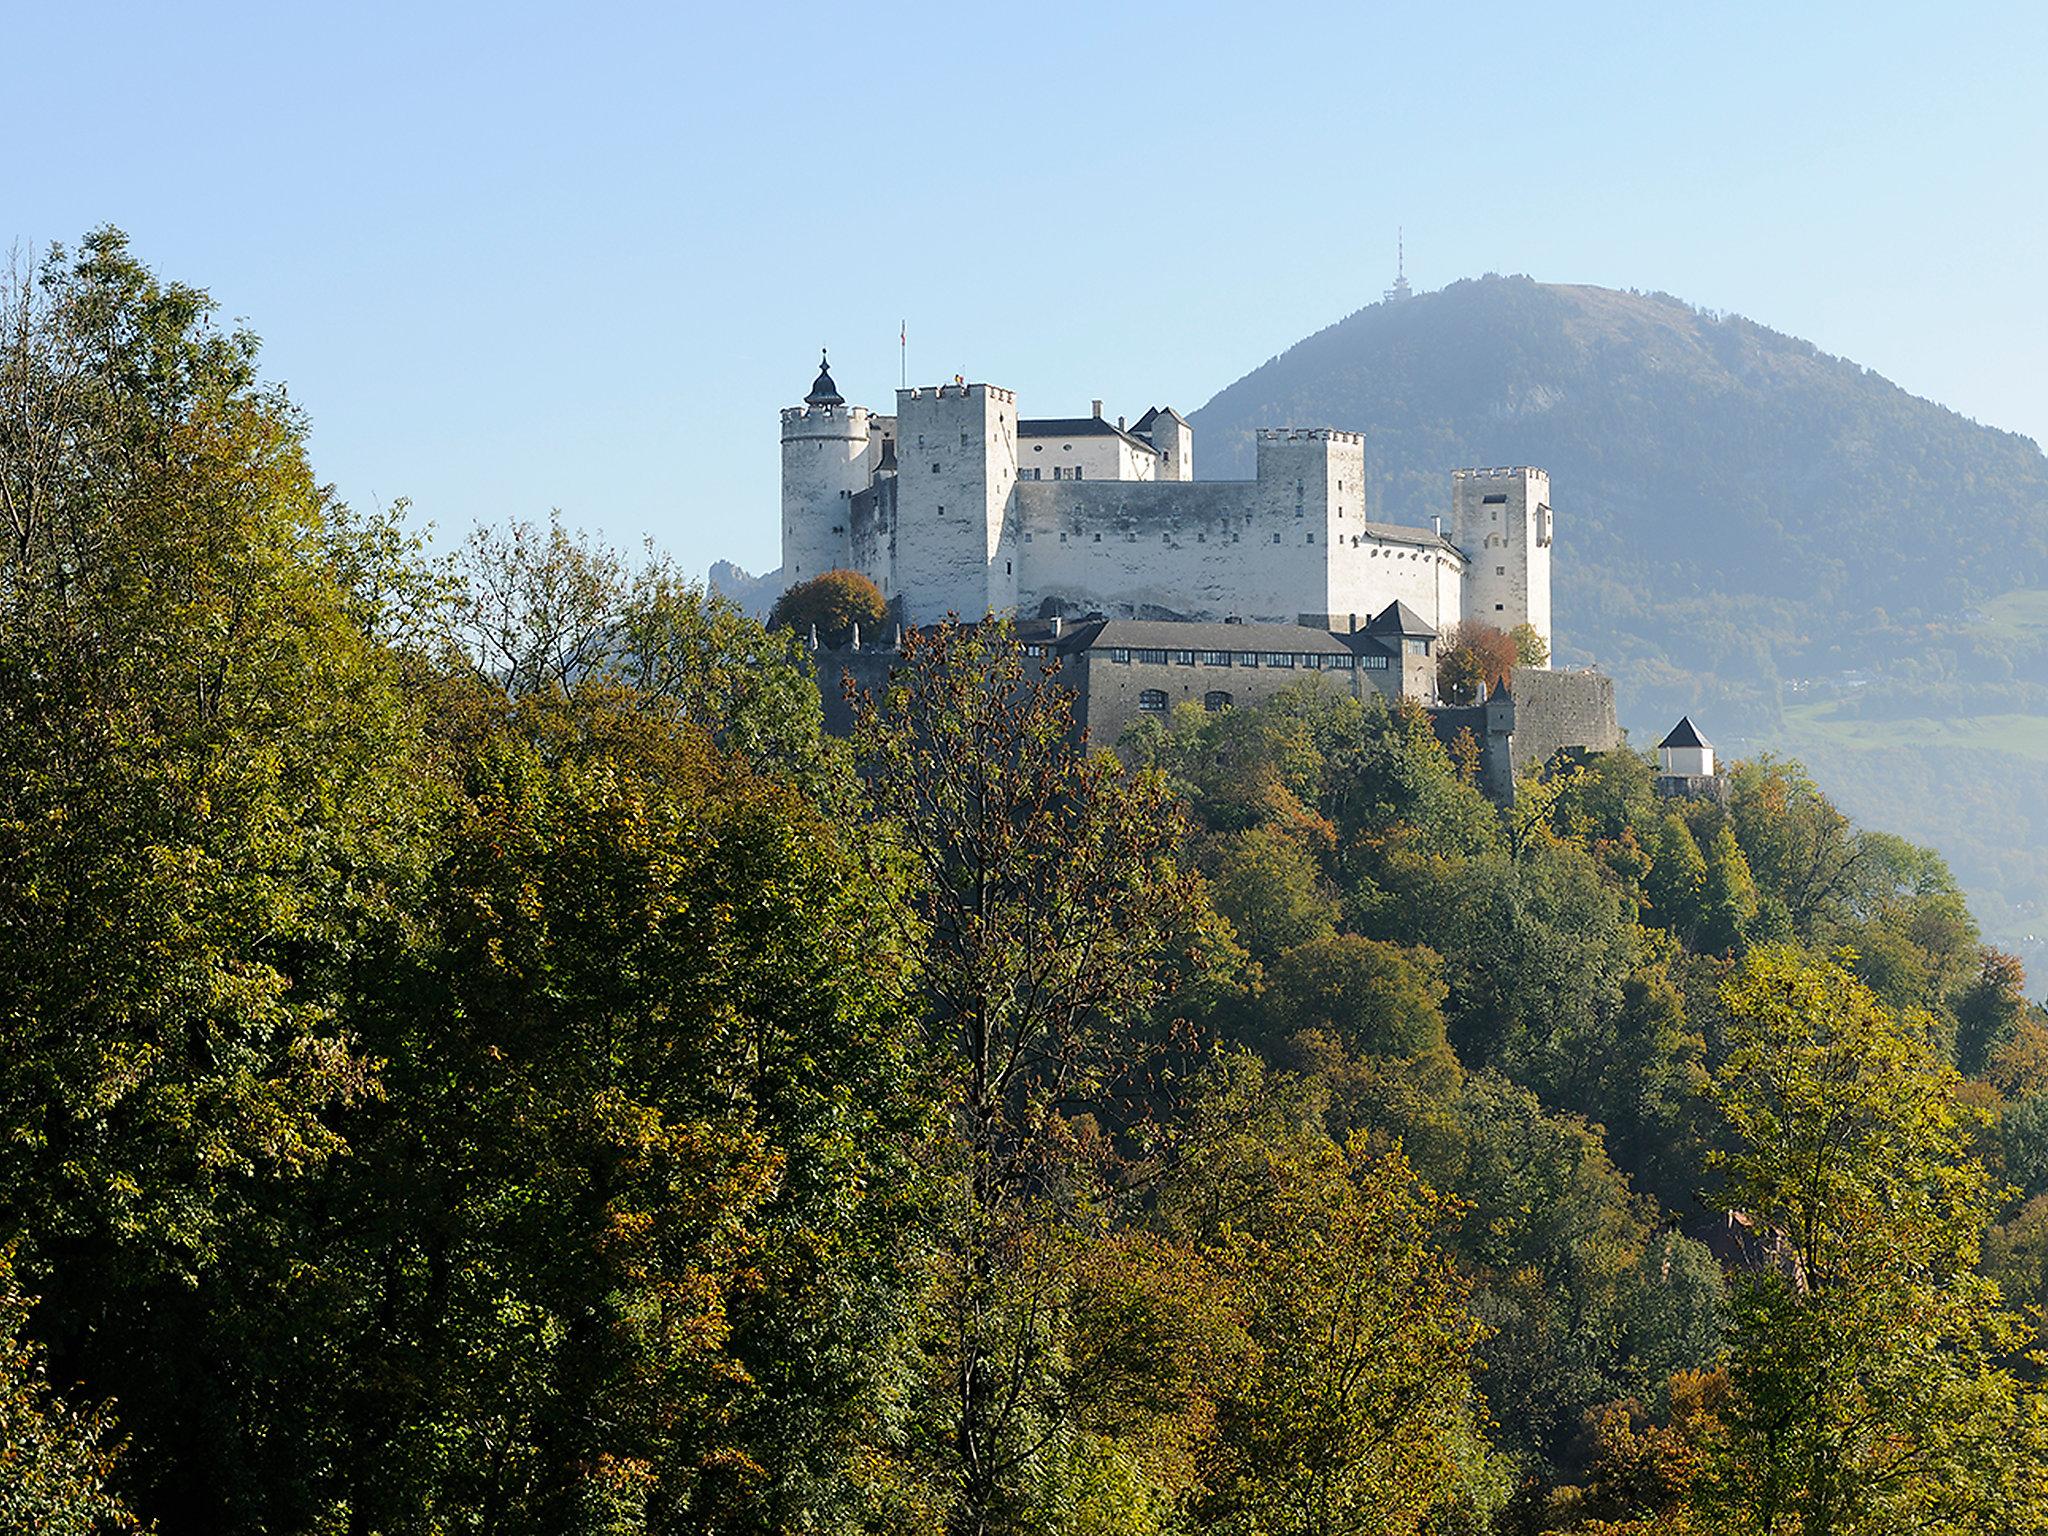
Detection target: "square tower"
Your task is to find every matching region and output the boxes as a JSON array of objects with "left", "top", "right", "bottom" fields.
[
  {"left": 1452, "top": 467, "right": 1552, "bottom": 657},
  {"left": 890, "top": 383, "right": 1021, "bottom": 625},
  {"left": 1253, "top": 428, "right": 1368, "bottom": 626}
]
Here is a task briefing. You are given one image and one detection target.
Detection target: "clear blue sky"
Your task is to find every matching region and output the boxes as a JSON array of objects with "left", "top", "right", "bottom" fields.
[{"left": 10, "top": 1, "right": 2044, "bottom": 580}]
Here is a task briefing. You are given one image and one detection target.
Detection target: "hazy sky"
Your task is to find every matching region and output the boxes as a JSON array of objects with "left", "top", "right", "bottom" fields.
[{"left": 10, "top": 1, "right": 2045, "bottom": 579}]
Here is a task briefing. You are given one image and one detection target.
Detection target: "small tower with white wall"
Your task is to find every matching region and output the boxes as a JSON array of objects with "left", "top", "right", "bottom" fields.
[
  {"left": 780, "top": 351, "right": 874, "bottom": 586},
  {"left": 1452, "top": 466, "right": 1552, "bottom": 657},
  {"left": 1654, "top": 716, "right": 1723, "bottom": 800},
  {"left": 889, "top": 380, "right": 1021, "bottom": 625}
]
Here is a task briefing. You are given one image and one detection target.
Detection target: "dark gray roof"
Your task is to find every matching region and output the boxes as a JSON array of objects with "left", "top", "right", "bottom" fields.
[
  {"left": 1659, "top": 715, "right": 1712, "bottom": 749},
  {"left": 804, "top": 350, "right": 843, "bottom": 406},
  {"left": 1018, "top": 416, "right": 1161, "bottom": 455},
  {"left": 1013, "top": 617, "right": 1394, "bottom": 661},
  {"left": 1130, "top": 405, "right": 1190, "bottom": 436},
  {"left": 1365, "top": 600, "right": 1436, "bottom": 637}
]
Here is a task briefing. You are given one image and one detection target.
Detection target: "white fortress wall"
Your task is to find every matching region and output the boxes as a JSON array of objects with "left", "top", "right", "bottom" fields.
[{"left": 1014, "top": 480, "right": 1316, "bottom": 621}]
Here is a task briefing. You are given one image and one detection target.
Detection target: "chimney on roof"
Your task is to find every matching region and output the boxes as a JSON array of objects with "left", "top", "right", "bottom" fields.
[
  {"left": 1051, "top": 615, "right": 1063, "bottom": 638},
  {"left": 1433, "top": 515, "right": 1443, "bottom": 537},
  {"left": 1092, "top": 399, "right": 1103, "bottom": 418},
  {"left": 1348, "top": 613, "right": 1358, "bottom": 633},
  {"left": 1117, "top": 414, "right": 1125, "bottom": 431}
]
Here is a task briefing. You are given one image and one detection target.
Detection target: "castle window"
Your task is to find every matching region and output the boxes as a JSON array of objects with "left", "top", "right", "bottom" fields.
[
  {"left": 1135, "top": 648, "right": 1168, "bottom": 665},
  {"left": 1023, "top": 644, "right": 1044, "bottom": 657},
  {"left": 1094, "top": 533, "right": 1102, "bottom": 542},
  {"left": 1327, "top": 655, "right": 1356, "bottom": 671},
  {"left": 1138, "top": 689, "right": 1168, "bottom": 713},
  {"left": 1110, "top": 648, "right": 1131, "bottom": 663},
  {"left": 1074, "top": 467, "right": 1083, "bottom": 480},
  {"left": 1171, "top": 650, "right": 1195, "bottom": 666},
  {"left": 1483, "top": 493, "right": 1507, "bottom": 505},
  {"left": 1361, "top": 652, "right": 1388, "bottom": 669},
  {"left": 1058, "top": 531, "right": 1067, "bottom": 543},
  {"left": 1198, "top": 651, "right": 1232, "bottom": 666},
  {"left": 1034, "top": 444, "right": 1043, "bottom": 452},
  {"left": 1262, "top": 653, "right": 1295, "bottom": 669},
  {"left": 1196, "top": 533, "right": 1205, "bottom": 542},
  {"left": 937, "top": 505, "right": 944, "bottom": 516},
  {"left": 961, "top": 432, "right": 969, "bottom": 446},
  {"left": 1306, "top": 533, "right": 1315, "bottom": 544},
  {"left": 1272, "top": 533, "right": 1281, "bottom": 544},
  {"left": 1232, "top": 533, "right": 1241, "bottom": 543},
  {"left": 1495, "top": 603, "right": 1505, "bottom": 611},
  {"left": 1127, "top": 533, "right": 1138, "bottom": 543},
  {"left": 1496, "top": 566, "right": 1505, "bottom": 575},
  {"left": 1024, "top": 532, "right": 1033, "bottom": 542},
  {"left": 1204, "top": 691, "right": 1233, "bottom": 711},
  {"left": 1163, "top": 533, "right": 1171, "bottom": 543},
  {"left": 1005, "top": 560, "right": 1012, "bottom": 574},
  {"left": 933, "top": 463, "right": 941, "bottom": 474}
]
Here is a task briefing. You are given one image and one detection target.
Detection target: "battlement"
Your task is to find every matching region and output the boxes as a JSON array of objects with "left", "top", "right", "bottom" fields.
[
  {"left": 1453, "top": 465, "right": 1549, "bottom": 480},
  {"left": 1256, "top": 427, "right": 1365, "bottom": 446},
  {"left": 896, "top": 383, "right": 1017, "bottom": 405},
  {"left": 781, "top": 402, "right": 871, "bottom": 433}
]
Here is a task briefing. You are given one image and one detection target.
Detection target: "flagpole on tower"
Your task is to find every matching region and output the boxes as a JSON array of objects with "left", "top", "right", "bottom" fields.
[{"left": 900, "top": 320, "right": 907, "bottom": 390}]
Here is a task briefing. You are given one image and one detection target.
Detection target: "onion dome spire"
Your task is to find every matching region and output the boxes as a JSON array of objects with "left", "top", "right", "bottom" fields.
[{"left": 804, "top": 349, "right": 844, "bottom": 406}]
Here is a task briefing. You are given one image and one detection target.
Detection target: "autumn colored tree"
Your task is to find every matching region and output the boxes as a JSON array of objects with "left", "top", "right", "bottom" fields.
[
  {"left": 769, "top": 566, "right": 887, "bottom": 643},
  {"left": 1437, "top": 621, "right": 1520, "bottom": 705}
]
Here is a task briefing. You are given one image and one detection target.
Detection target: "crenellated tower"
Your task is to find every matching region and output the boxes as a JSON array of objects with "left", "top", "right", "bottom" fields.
[
  {"left": 779, "top": 351, "right": 875, "bottom": 585},
  {"left": 889, "top": 381, "right": 1019, "bottom": 624},
  {"left": 1452, "top": 467, "right": 1552, "bottom": 657}
]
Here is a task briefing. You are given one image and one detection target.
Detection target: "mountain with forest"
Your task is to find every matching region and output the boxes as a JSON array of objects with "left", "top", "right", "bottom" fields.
[{"left": 1190, "top": 276, "right": 2048, "bottom": 976}]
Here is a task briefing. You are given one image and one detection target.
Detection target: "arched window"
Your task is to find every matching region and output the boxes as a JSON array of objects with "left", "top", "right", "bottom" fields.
[
  {"left": 1204, "top": 690, "right": 1233, "bottom": 711},
  {"left": 1138, "top": 689, "right": 1168, "bottom": 713}
]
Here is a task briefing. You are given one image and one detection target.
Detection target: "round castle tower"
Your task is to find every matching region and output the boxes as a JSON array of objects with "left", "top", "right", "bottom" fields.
[{"left": 780, "top": 351, "right": 872, "bottom": 585}]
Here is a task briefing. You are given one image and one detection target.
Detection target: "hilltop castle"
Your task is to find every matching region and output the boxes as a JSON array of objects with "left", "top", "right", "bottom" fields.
[
  {"left": 778, "top": 353, "right": 1552, "bottom": 649},
  {"left": 771, "top": 350, "right": 1617, "bottom": 791}
]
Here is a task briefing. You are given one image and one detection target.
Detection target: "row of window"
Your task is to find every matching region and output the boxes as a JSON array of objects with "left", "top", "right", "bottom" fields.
[
  {"left": 1107, "top": 648, "right": 1388, "bottom": 671},
  {"left": 1140, "top": 689, "right": 1235, "bottom": 712}
]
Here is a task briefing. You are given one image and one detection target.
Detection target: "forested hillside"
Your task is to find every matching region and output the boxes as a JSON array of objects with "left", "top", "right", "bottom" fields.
[
  {"left": 1189, "top": 278, "right": 2048, "bottom": 975},
  {"left": 11, "top": 234, "right": 2048, "bottom": 1534}
]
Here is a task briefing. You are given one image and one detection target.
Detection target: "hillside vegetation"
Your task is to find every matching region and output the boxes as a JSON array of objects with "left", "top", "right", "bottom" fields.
[
  {"left": 12, "top": 233, "right": 2048, "bottom": 1534},
  {"left": 1189, "top": 276, "right": 2048, "bottom": 973}
]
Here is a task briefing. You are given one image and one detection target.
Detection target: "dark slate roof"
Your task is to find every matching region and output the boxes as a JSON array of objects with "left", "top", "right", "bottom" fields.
[
  {"left": 1130, "top": 405, "right": 1190, "bottom": 435},
  {"left": 1659, "top": 715, "right": 1712, "bottom": 749},
  {"left": 1365, "top": 600, "right": 1436, "bottom": 637},
  {"left": 1012, "top": 617, "right": 1395, "bottom": 661},
  {"left": 804, "top": 350, "right": 844, "bottom": 406},
  {"left": 1018, "top": 416, "right": 1161, "bottom": 455}
]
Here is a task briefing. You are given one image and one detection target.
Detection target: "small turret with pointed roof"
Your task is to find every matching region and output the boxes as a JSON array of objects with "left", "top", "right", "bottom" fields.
[
  {"left": 1657, "top": 716, "right": 1715, "bottom": 779},
  {"left": 804, "top": 349, "right": 844, "bottom": 407}
]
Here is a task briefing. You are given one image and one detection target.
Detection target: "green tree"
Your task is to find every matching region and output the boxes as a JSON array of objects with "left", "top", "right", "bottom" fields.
[
  {"left": 1697, "top": 823, "right": 1759, "bottom": 956},
  {"left": 324, "top": 691, "right": 924, "bottom": 1535},
  {"left": 1264, "top": 933, "right": 1452, "bottom": 1062},
  {"left": 1511, "top": 622, "right": 1551, "bottom": 668},
  {"left": 1208, "top": 825, "right": 1340, "bottom": 959},
  {"left": 1155, "top": 1056, "right": 1505, "bottom": 1534},
  {"left": 0, "top": 1249, "right": 141, "bottom": 1536},
  {"left": 0, "top": 230, "right": 435, "bottom": 1529},
  {"left": 853, "top": 619, "right": 1204, "bottom": 1536},
  {"left": 1697, "top": 947, "right": 2048, "bottom": 1535}
]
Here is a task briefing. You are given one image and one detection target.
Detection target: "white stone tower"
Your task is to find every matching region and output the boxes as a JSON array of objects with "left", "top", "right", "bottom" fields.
[
  {"left": 890, "top": 381, "right": 1020, "bottom": 624},
  {"left": 779, "top": 351, "right": 873, "bottom": 586},
  {"left": 1452, "top": 466, "right": 1552, "bottom": 657}
]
